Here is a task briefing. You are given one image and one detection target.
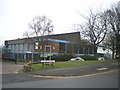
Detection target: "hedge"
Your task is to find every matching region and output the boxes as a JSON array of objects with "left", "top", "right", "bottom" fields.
[{"left": 47, "top": 54, "right": 74, "bottom": 61}]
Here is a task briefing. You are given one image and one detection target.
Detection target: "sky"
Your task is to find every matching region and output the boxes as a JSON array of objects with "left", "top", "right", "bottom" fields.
[{"left": 0, "top": 0, "right": 119, "bottom": 46}]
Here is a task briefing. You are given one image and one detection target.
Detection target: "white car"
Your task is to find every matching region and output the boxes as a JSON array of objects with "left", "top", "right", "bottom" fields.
[
  {"left": 69, "top": 57, "right": 84, "bottom": 61},
  {"left": 98, "top": 57, "right": 105, "bottom": 60}
]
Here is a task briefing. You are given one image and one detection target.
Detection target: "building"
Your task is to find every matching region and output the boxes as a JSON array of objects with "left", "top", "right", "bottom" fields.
[
  {"left": 0, "top": 46, "right": 2, "bottom": 59},
  {"left": 3, "top": 32, "right": 94, "bottom": 61},
  {"left": 97, "top": 46, "right": 112, "bottom": 59}
]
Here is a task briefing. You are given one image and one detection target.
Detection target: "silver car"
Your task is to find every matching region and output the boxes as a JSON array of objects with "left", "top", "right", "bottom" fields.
[
  {"left": 69, "top": 57, "right": 84, "bottom": 61},
  {"left": 98, "top": 57, "right": 105, "bottom": 60}
]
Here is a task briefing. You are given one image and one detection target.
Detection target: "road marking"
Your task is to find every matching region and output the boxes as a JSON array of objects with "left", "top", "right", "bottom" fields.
[
  {"left": 2, "top": 68, "right": 20, "bottom": 74},
  {"left": 72, "top": 69, "right": 118, "bottom": 78},
  {"left": 33, "top": 69, "right": 119, "bottom": 79},
  {"left": 96, "top": 67, "right": 108, "bottom": 70},
  {"left": 2, "top": 71, "right": 18, "bottom": 74},
  {"left": 33, "top": 75, "right": 65, "bottom": 78}
]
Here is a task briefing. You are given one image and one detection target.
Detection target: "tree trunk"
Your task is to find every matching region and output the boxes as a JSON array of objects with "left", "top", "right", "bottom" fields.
[
  {"left": 93, "top": 45, "right": 97, "bottom": 59},
  {"left": 115, "top": 33, "right": 120, "bottom": 59},
  {"left": 115, "top": 33, "right": 120, "bottom": 60},
  {"left": 111, "top": 43, "right": 115, "bottom": 60},
  {"left": 112, "top": 49, "right": 115, "bottom": 60}
]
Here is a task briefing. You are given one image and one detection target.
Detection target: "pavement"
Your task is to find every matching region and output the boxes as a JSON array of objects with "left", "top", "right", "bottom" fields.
[
  {"left": 2, "top": 62, "right": 24, "bottom": 74},
  {"left": 2, "top": 61, "right": 48, "bottom": 84},
  {"left": 31, "top": 61, "right": 119, "bottom": 77},
  {"left": 2, "top": 73, "right": 52, "bottom": 84}
]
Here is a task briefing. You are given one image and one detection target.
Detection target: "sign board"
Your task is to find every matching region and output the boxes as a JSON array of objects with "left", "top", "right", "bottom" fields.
[
  {"left": 40, "top": 60, "right": 55, "bottom": 68},
  {"left": 41, "top": 60, "right": 55, "bottom": 62}
]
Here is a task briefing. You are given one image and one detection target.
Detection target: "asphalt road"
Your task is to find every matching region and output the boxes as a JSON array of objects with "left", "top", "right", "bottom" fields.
[
  {"left": 0, "top": 62, "right": 2, "bottom": 89},
  {"left": 3, "top": 69, "right": 118, "bottom": 88}
]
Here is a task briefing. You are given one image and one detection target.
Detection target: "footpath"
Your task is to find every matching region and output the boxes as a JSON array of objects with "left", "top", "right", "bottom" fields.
[{"left": 2, "top": 62, "right": 24, "bottom": 74}]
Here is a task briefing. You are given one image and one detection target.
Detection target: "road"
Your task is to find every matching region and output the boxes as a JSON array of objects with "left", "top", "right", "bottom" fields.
[
  {"left": 0, "top": 61, "right": 2, "bottom": 89},
  {"left": 3, "top": 69, "right": 118, "bottom": 88}
]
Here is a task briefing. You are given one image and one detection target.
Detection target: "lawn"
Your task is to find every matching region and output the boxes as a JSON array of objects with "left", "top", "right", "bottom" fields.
[{"left": 32, "top": 60, "right": 115, "bottom": 71}]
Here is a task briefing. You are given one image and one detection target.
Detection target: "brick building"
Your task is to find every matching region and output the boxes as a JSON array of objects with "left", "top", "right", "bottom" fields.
[{"left": 4, "top": 32, "right": 94, "bottom": 61}]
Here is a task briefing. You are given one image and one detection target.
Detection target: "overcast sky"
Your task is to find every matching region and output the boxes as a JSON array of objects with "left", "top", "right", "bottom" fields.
[{"left": 0, "top": 0, "right": 119, "bottom": 46}]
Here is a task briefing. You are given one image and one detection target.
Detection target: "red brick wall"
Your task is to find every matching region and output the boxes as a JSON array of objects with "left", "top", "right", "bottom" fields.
[{"left": 34, "top": 41, "right": 60, "bottom": 53}]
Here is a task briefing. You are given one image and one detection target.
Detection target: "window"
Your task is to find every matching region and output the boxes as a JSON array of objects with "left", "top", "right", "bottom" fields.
[
  {"left": 45, "top": 45, "right": 51, "bottom": 52},
  {"left": 8, "top": 44, "right": 11, "bottom": 50},
  {"left": 39, "top": 46, "right": 42, "bottom": 49},
  {"left": 35, "top": 42, "right": 38, "bottom": 49}
]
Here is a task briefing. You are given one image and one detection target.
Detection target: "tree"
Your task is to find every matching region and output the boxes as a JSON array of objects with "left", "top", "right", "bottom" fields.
[
  {"left": 76, "top": 10, "right": 107, "bottom": 59},
  {"left": 103, "top": 31, "right": 116, "bottom": 59},
  {"left": 105, "top": 2, "right": 120, "bottom": 59},
  {"left": 23, "top": 15, "right": 54, "bottom": 37},
  {"left": 23, "top": 15, "right": 54, "bottom": 61},
  {"left": 23, "top": 31, "right": 32, "bottom": 38}
]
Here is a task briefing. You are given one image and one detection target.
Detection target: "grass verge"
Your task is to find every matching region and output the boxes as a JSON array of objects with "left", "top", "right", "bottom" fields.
[{"left": 32, "top": 60, "right": 116, "bottom": 71}]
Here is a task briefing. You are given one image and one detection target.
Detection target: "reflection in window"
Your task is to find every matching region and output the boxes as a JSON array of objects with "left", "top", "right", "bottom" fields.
[{"left": 35, "top": 42, "right": 38, "bottom": 49}]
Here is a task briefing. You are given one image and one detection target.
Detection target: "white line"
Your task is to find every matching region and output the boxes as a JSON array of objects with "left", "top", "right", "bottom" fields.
[
  {"left": 96, "top": 67, "right": 108, "bottom": 70},
  {"left": 71, "top": 69, "right": 118, "bottom": 78}
]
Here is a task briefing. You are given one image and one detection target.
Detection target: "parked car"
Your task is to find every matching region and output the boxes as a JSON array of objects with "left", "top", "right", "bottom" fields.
[
  {"left": 98, "top": 57, "right": 105, "bottom": 60},
  {"left": 69, "top": 57, "right": 84, "bottom": 61}
]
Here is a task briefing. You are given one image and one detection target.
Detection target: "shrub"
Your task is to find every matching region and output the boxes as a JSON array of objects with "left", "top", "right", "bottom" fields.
[
  {"left": 48, "top": 54, "right": 74, "bottom": 61},
  {"left": 80, "top": 55, "right": 96, "bottom": 60}
]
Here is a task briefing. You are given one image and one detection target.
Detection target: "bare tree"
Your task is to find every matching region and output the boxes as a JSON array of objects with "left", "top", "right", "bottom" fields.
[
  {"left": 29, "top": 16, "right": 54, "bottom": 37},
  {"left": 23, "top": 16, "right": 54, "bottom": 38},
  {"left": 77, "top": 10, "right": 107, "bottom": 59},
  {"left": 103, "top": 31, "right": 116, "bottom": 59},
  {"left": 23, "top": 31, "right": 32, "bottom": 38},
  {"left": 105, "top": 2, "right": 120, "bottom": 59},
  {"left": 23, "top": 16, "right": 54, "bottom": 61}
]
